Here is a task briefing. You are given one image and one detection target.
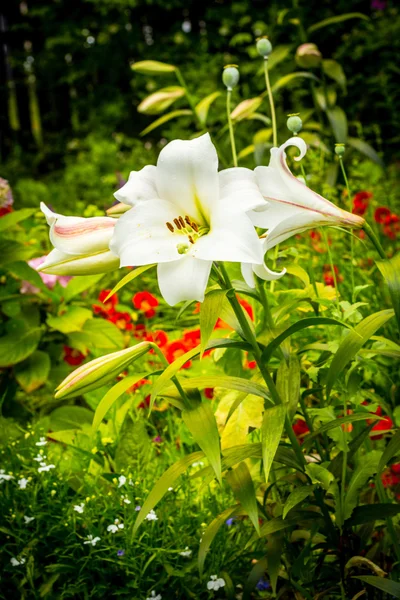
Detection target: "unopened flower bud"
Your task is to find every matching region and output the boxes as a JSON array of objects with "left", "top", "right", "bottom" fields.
[
  {"left": 256, "top": 36, "right": 272, "bottom": 58},
  {"left": 295, "top": 43, "right": 322, "bottom": 69},
  {"left": 335, "top": 144, "right": 345, "bottom": 157},
  {"left": 287, "top": 113, "right": 302, "bottom": 135},
  {"left": 222, "top": 65, "right": 239, "bottom": 90}
]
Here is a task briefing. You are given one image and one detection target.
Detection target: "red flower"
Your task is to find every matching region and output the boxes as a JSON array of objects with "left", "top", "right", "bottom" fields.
[
  {"left": 146, "top": 329, "right": 169, "bottom": 354},
  {"left": 0, "top": 206, "right": 13, "bottom": 217},
  {"left": 374, "top": 207, "right": 391, "bottom": 224},
  {"left": 137, "top": 394, "right": 151, "bottom": 409},
  {"left": 204, "top": 388, "right": 214, "bottom": 399},
  {"left": 293, "top": 419, "right": 309, "bottom": 442},
  {"left": 238, "top": 297, "right": 254, "bottom": 321},
  {"left": 352, "top": 191, "right": 372, "bottom": 216},
  {"left": 323, "top": 264, "right": 342, "bottom": 287},
  {"left": 132, "top": 291, "right": 159, "bottom": 318},
  {"left": 133, "top": 324, "right": 147, "bottom": 340},
  {"left": 381, "top": 471, "right": 400, "bottom": 488},
  {"left": 183, "top": 329, "right": 201, "bottom": 349},
  {"left": 383, "top": 214, "right": 400, "bottom": 240},
  {"left": 130, "top": 379, "right": 151, "bottom": 394},
  {"left": 93, "top": 289, "right": 118, "bottom": 315},
  {"left": 108, "top": 311, "right": 133, "bottom": 331},
  {"left": 63, "top": 346, "right": 86, "bottom": 366},
  {"left": 367, "top": 405, "right": 394, "bottom": 439},
  {"left": 391, "top": 463, "right": 400, "bottom": 475},
  {"left": 165, "top": 340, "right": 191, "bottom": 368}
]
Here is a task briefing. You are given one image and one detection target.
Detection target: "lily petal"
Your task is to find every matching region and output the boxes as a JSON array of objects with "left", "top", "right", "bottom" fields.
[
  {"left": 114, "top": 165, "right": 158, "bottom": 206},
  {"left": 38, "top": 248, "right": 119, "bottom": 276},
  {"left": 157, "top": 256, "right": 212, "bottom": 305},
  {"left": 155, "top": 133, "right": 218, "bottom": 225},
  {"left": 218, "top": 168, "right": 266, "bottom": 213}
]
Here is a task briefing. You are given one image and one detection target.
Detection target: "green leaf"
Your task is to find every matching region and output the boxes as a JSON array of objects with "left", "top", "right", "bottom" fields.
[
  {"left": 47, "top": 306, "right": 92, "bottom": 334},
  {"left": 231, "top": 97, "right": 263, "bottom": 122},
  {"left": 326, "top": 106, "right": 348, "bottom": 143},
  {"left": 267, "top": 44, "right": 293, "bottom": 71},
  {"left": 248, "top": 511, "right": 320, "bottom": 544},
  {"left": 200, "top": 290, "right": 227, "bottom": 357},
  {"left": 349, "top": 503, "right": 400, "bottom": 526},
  {"left": 329, "top": 423, "right": 374, "bottom": 478},
  {"left": 133, "top": 451, "right": 204, "bottom": 534},
  {"left": 0, "top": 208, "right": 35, "bottom": 232},
  {"left": 49, "top": 406, "right": 93, "bottom": 430},
  {"left": 352, "top": 576, "right": 400, "bottom": 598},
  {"left": 137, "top": 86, "right": 185, "bottom": 115},
  {"left": 307, "top": 13, "right": 369, "bottom": 33},
  {"left": 0, "top": 320, "right": 41, "bottom": 367},
  {"left": 376, "top": 254, "right": 400, "bottom": 329},
  {"left": 276, "top": 356, "right": 300, "bottom": 420},
  {"left": 377, "top": 429, "right": 400, "bottom": 474},
  {"left": 261, "top": 317, "right": 349, "bottom": 363},
  {"left": 306, "top": 464, "right": 334, "bottom": 490},
  {"left": 63, "top": 274, "right": 105, "bottom": 302},
  {"left": 283, "top": 486, "right": 315, "bottom": 519},
  {"left": 92, "top": 374, "right": 147, "bottom": 433},
  {"left": 164, "top": 376, "right": 271, "bottom": 401},
  {"left": 105, "top": 265, "right": 156, "bottom": 301},
  {"left": 14, "top": 350, "right": 50, "bottom": 393},
  {"left": 0, "top": 238, "right": 36, "bottom": 265},
  {"left": 347, "top": 137, "right": 384, "bottom": 167},
  {"left": 226, "top": 462, "right": 260, "bottom": 534},
  {"left": 303, "top": 414, "right": 381, "bottom": 449},
  {"left": 326, "top": 309, "right": 395, "bottom": 397},
  {"left": 195, "top": 91, "right": 221, "bottom": 126},
  {"left": 182, "top": 402, "right": 221, "bottom": 484},
  {"left": 131, "top": 60, "right": 176, "bottom": 74},
  {"left": 322, "top": 59, "right": 346, "bottom": 91},
  {"left": 344, "top": 451, "right": 381, "bottom": 521},
  {"left": 266, "top": 532, "right": 284, "bottom": 595},
  {"left": 7, "top": 261, "right": 53, "bottom": 295},
  {"left": 140, "top": 110, "right": 192, "bottom": 136},
  {"left": 262, "top": 404, "right": 287, "bottom": 482},
  {"left": 198, "top": 505, "right": 243, "bottom": 576},
  {"left": 151, "top": 345, "right": 200, "bottom": 406},
  {"left": 272, "top": 72, "right": 319, "bottom": 93},
  {"left": 68, "top": 318, "right": 125, "bottom": 352},
  {"left": 243, "top": 557, "right": 268, "bottom": 600}
]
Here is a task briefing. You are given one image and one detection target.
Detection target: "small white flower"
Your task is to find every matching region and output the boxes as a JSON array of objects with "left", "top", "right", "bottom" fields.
[
  {"left": 118, "top": 475, "right": 126, "bottom": 488},
  {"left": 145, "top": 509, "right": 158, "bottom": 522},
  {"left": 168, "top": 487, "right": 173, "bottom": 491},
  {"left": 23, "top": 515, "right": 35, "bottom": 524},
  {"left": 37, "top": 462, "right": 55, "bottom": 473},
  {"left": 73, "top": 503, "right": 85, "bottom": 514},
  {"left": 128, "top": 478, "right": 134, "bottom": 486},
  {"left": 207, "top": 575, "right": 226, "bottom": 591},
  {"left": 146, "top": 592, "right": 162, "bottom": 600},
  {"left": 121, "top": 495, "right": 131, "bottom": 504},
  {"left": 191, "top": 461, "right": 204, "bottom": 468},
  {"left": 0, "top": 469, "right": 14, "bottom": 482},
  {"left": 83, "top": 535, "right": 100, "bottom": 546},
  {"left": 179, "top": 546, "right": 192, "bottom": 558},
  {"left": 18, "top": 478, "right": 29, "bottom": 489},
  {"left": 107, "top": 519, "right": 124, "bottom": 533},
  {"left": 33, "top": 453, "right": 46, "bottom": 462},
  {"left": 36, "top": 437, "right": 48, "bottom": 446},
  {"left": 10, "top": 557, "right": 26, "bottom": 566}
]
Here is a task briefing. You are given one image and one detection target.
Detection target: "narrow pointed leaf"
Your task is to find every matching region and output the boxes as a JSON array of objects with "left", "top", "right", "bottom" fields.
[
  {"left": 343, "top": 451, "right": 381, "bottom": 521},
  {"left": 272, "top": 72, "right": 319, "bottom": 93},
  {"left": 247, "top": 511, "right": 321, "bottom": 545},
  {"left": 283, "top": 485, "right": 316, "bottom": 519},
  {"left": 131, "top": 60, "right": 176, "bottom": 74},
  {"left": 0, "top": 208, "right": 35, "bottom": 232},
  {"left": 200, "top": 290, "right": 227, "bottom": 357},
  {"left": 164, "top": 376, "right": 271, "bottom": 401},
  {"left": 198, "top": 505, "right": 243, "bottom": 575},
  {"left": 377, "top": 429, "right": 400, "bottom": 474},
  {"left": 182, "top": 402, "right": 221, "bottom": 485},
  {"left": 261, "top": 404, "right": 286, "bottom": 482},
  {"left": 303, "top": 414, "right": 381, "bottom": 449},
  {"left": 195, "top": 91, "right": 221, "bottom": 126},
  {"left": 376, "top": 254, "right": 400, "bottom": 329},
  {"left": 308, "top": 13, "right": 369, "bottom": 34},
  {"left": 276, "top": 355, "right": 300, "bottom": 420},
  {"left": 140, "top": 110, "right": 192, "bottom": 136},
  {"left": 226, "top": 462, "right": 260, "bottom": 535},
  {"left": 347, "top": 137, "right": 384, "bottom": 167},
  {"left": 352, "top": 576, "right": 400, "bottom": 597},
  {"left": 349, "top": 503, "right": 400, "bottom": 526},
  {"left": 266, "top": 532, "right": 284, "bottom": 594},
  {"left": 326, "top": 106, "right": 348, "bottom": 143},
  {"left": 92, "top": 374, "right": 147, "bottom": 433},
  {"left": 105, "top": 265, "right": 155, "bottom": 301}
]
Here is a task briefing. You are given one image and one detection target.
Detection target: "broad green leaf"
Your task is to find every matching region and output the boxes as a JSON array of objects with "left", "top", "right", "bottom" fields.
[
  {"left": 352, "top": 576, "right": 400, "bottom": 598},
  {"left": 326, "top": 309, "right": 395, "bottom": 397},
  {"left": 322, "top": 59, "right": 346, "bottom": 91},
  {"left": 349, "top": 503, "right": 400, "bottom": 526},
  {"left": 140, "top": 110, "right": 192, "bottom": 136},
  {"left": 195, "top": 91, "right": 221, "bottom": 126},
  {"left": 377, "top": 429, "right": 400, "bottom": 474},
  {"left": 137, "top": 86, "right": 185, "bottom": 115},
  {"left": 308, "top": 13, "right": 369, "bottom": 34},
  {"left": 198, "top": 505, "right": 243, "bottom": 575},
  {"left": 68, "top": 318, "right": 125, "bottom": 352},
  {"left": 262, "top": 317, "right": 348, "bottom": 363},
  {"left": 261, "top": 404, "right": 287, "bottom": 482},
  {"left": 226, "top": 462, "right": 260, "bottom": 534},
  {"left": 131, "top": 60, "right": 176, "bottom": 74},
  {"left": 0, "top": 208, "right": 35, "bottom": 232},
  {"left": 343, "top": 451, "right": 381, "bottom": 522},
  {"left": 47, "top": 306, "right": 92, "bottom": 334},
  {"left": 200, "top": 290, "right": 227, "bottom": 357},
  {"left": 0, "top": 238, "right": 36, "bottom": 265},
  {"left": 133, "top": 451, "right": 204, "bottom": 534},
  {"left": 272, "top": 72, "right": 319, "bottom": 93},
  {"left": 276, "top": 356, "right": 300, "bottom": 420},
  {"left": 347, "top": 137, "right": 384, "bottom": 167},
  {"left": 63, "top": 274, "right": 105, "bottom": 302},
  {"left": 267, "top": 44, "right": 292, "bottom": 71},
  {"left": 115, "top": 414, "right": 151, "bottom": 470},
  {"left": 105, "top": 265, "right": 155, "bottom": 301},
  {"left": 182, "top": 402, "right": 221, "bottom": 484},
  {"left": 326, "top": 106, "right": 348, "bottom": 143},
  {"left": 283, "top": 486, "right": 316, "bottom": 519},
  {"left": 221, "top": 392, "right": 264, "bottom": 449},
  {"left": 376, "top": 254, "right": 400, "bottom": 329},
  {"left": 49, "top": 406, "right": 93, "bottom": 430},
  {"left": 92, "top": 374, "right": 147, "bottom": 433},
  {"left": 231, "top": 97, "right": 263, "bottom": 122},
  {"left": 306, "top": 464, "right": 334, "bottom": 490},
  {"left": 0, "top": 320, "right": 41, "bottom": 367},
  {"left": 14, "top": 350, "right": 50, "bottom": 393},
  {"left": 164, "top": 376, "right": 271, "bottom": 401},
  {"left": 7, "top": 261, "right": 52, "bottom": 295},
  {"left": 248, "top": 511, "right": 320, "bottom": 545}
]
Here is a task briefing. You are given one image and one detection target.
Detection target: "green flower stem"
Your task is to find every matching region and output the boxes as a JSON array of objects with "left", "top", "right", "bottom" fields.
[
  {"left": 362, "top": 220, "right": 386, "bottom": 260},
  {"left": 149, "top": 343, "right": 191, "bottom": 408},
  {"left": 256, "top": 277, "right": 274, "bottom": 332},
  {"left": 218, "top": 263, "right": 306, "bottom": 470},
  {"left": 269, "top": 244, "right": 280, "bottom": 293},
  {"left": 226, "top": 89, "right": 238, "bottom": 167},
  {"left": 338, "top": 157, "right": 355, "bottom": 302},
  {"left": 339, "top": 395, "right": 348, "bottom": 532},
  {"left": 263, "top": 59, "right": 277, "bottom": 147},
  {"left": 174, "top": 68, "right": 203, "bottom": 130},
  {"left": 321, "top": 228, "right": 341, "bottom": 313}
]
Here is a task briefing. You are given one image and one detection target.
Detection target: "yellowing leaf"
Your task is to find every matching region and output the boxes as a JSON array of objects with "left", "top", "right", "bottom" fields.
[{"left": 220, "top": 392, "right": 264, "bottom": 450}]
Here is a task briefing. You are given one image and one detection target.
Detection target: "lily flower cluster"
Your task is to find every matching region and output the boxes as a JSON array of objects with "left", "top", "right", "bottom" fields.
[{"left": 38, "top": 134, "right": 364, "bottom": 305}]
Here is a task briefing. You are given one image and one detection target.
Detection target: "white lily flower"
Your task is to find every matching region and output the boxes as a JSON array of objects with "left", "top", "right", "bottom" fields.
[
  {"left": 242, "top": 137, "right": 364, "bottom": 287},
  {"left": 110, "top": 134, "right": 265, "bottom": 305},
  {"left": 38, "top": 203, "right": 119, "bottom": 276}
]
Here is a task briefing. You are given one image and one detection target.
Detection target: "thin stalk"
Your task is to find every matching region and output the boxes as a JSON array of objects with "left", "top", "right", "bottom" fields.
[
  {"left": 175, "top": 68, "right": 203, "bottom": 130},
  {"left": 269, "top": 244, "right": 279, "bottom": 293},
  {"left": 340, "top": 395, "right": 348, "bottom": 532},
  {"left": 339, "top": 157, "right": 355, "bottom": 302},
  {"left": 321, "top": 228, "right": 341, "bottom": 314},
  {"left": 256, "top": 277, "right": 274, "bottom": 331},
  {"left": 363, "top": 220, "right": 386, "bottom": 260},
  {"left": 263, "top": 58, "right": 277, "bottom": 147},
  {"left": 226, "top": 89, "right": 238, "bottom": 167}
]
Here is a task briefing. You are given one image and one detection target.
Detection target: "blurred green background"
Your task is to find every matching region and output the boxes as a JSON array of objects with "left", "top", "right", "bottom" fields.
[{"left": 1, "top": 0, "right": 399, "bottom": 212}]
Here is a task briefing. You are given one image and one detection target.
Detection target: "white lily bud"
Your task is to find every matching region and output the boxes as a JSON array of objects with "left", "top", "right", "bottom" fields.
[
  {"left": 55, "top": 343, "right": 152, "bottom": 399},
  {"left": 39, "top": 203, "right": 119, "bottom": 276},
  {"left": 106, "top": 202, "right": 131, "bottom": 217}
]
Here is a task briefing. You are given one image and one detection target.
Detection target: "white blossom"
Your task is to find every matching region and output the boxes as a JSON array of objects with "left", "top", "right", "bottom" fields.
[
  {"left": 73, "top": 503, "right": 85, "bottom": 514},
  {"left": 107, "top": 519, "right": 124, "bottom": 534},
  {"left": 145, "top": 509, "right": 158, "bottom": 522},
  {"left": 23, "top": 516, "right": 35, "bottom": 524},
  {"left": 33, "top": 453, "right": 45, "bottom": 462},
  {"left": 146, "top": 592, "right": 162, "bottom": 600},
  {"left": 0, "top": 469, "right": 14, "bottom": 482},
  {"left": 207, "top": 575, "right": 226, "bottom": 591},
  {"left": 36, "top": 437, "right": 48, "bottom": 446},
  {"left": 10, "top": 557, "right": 26, "bottom": 566},
  {"left": 118, "top": 475, "right": 126, "bottom": 488},
  {"left": 121, "top": 495, "right": 131, "bottom": 504},
  {"left": 83, "top": 535, "right": 100, "bottom": 546},
  {"left": 37, "top": 462, "right": 55, "bottom": 473},
  {"left": 18, "top": 478, "right": 29, "bottom": 489},
  {"left": 179, "top": 547, "right": 192, "bottom": 558}
]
